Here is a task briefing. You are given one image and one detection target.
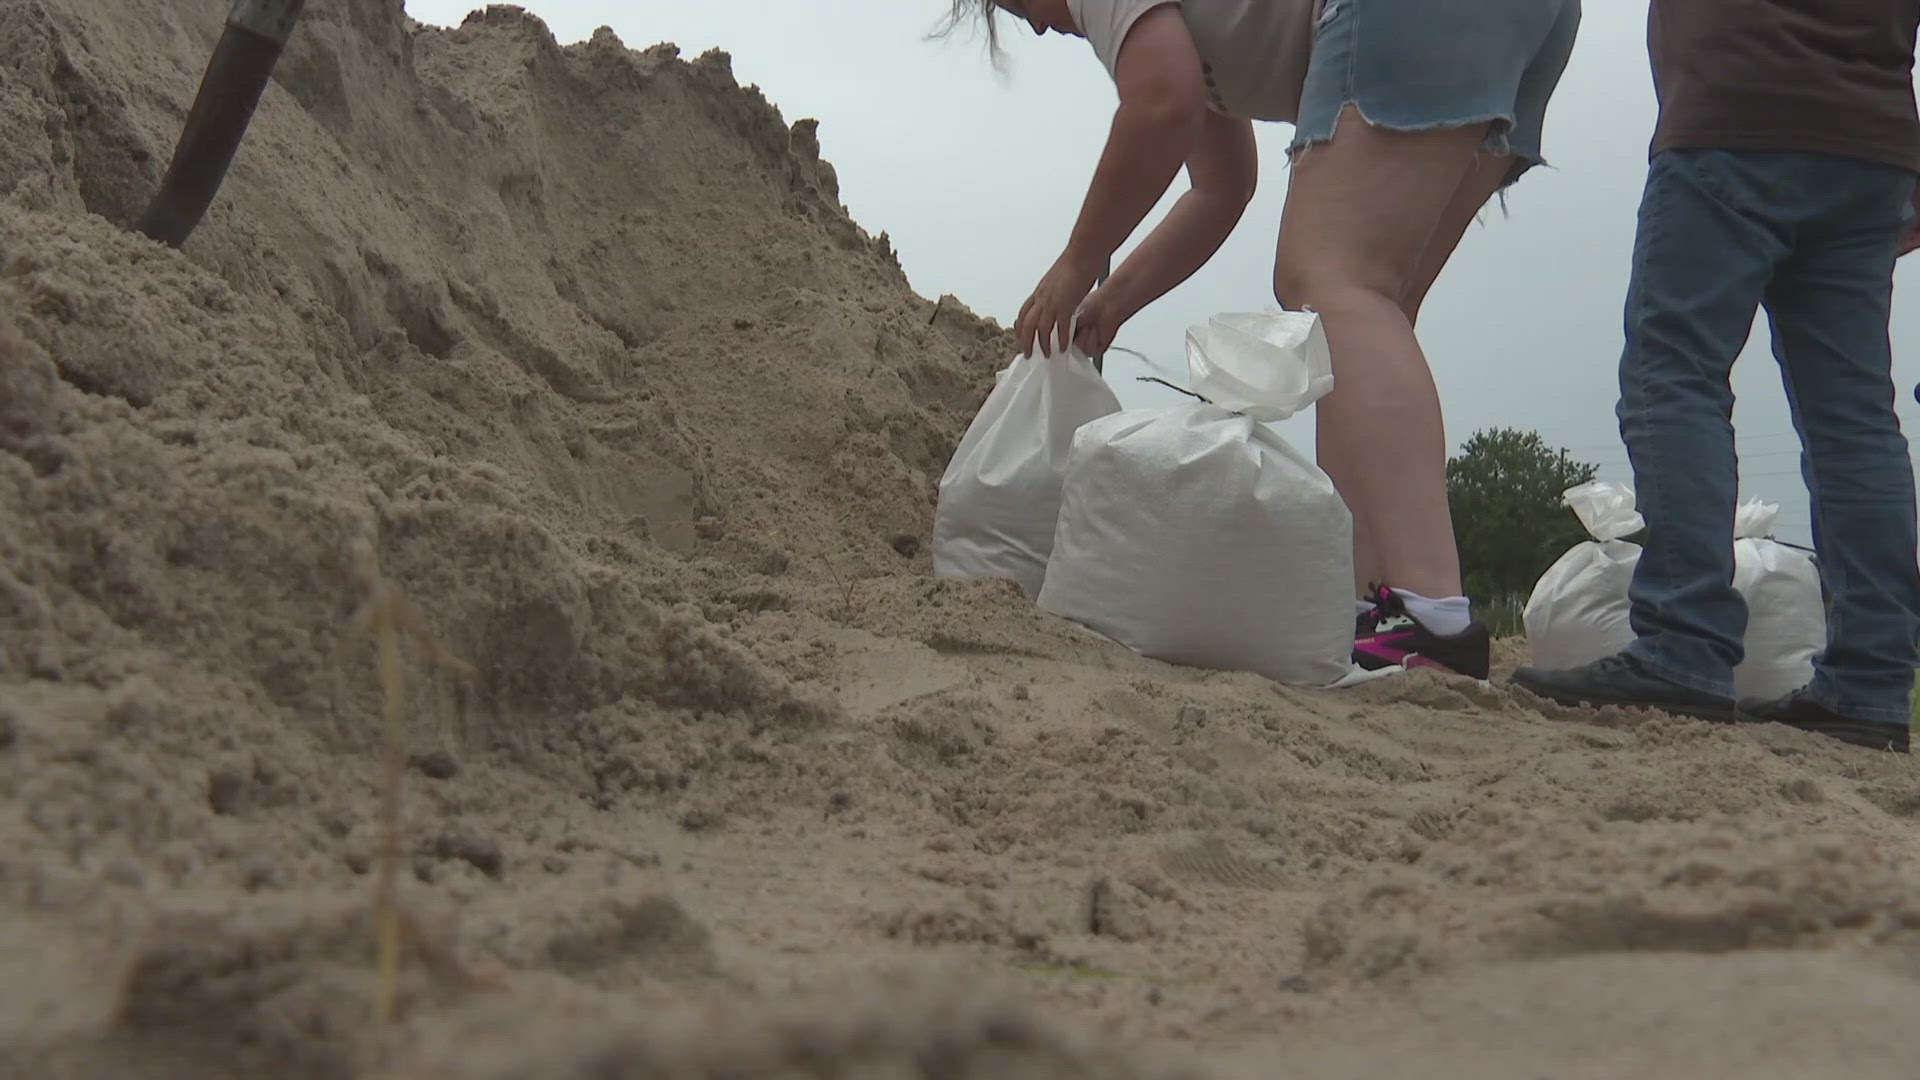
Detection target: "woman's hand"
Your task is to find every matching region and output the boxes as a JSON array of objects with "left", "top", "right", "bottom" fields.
[
  {"left": 1015, "top": 249, "right": 1106, "bottom": 357},
  {"left": 1071, "top": 286, "right": 1124, "bottom": 357}
]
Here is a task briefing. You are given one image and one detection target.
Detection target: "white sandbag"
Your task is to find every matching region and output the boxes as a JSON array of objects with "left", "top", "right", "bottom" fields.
[
  {"left": 932, "top": 346, "right": 1121, "bottom": 598},
  {"left": 1731, "top": 499, "right": 1825, "bottom": 701},
  {"left": 1523, "top": 480, "right": 1645, "bottom": 670},
  {"left": 1036, "top": 310, "right": 1354, "bottom": 687},
  {"left": 1524, "top": 486, "right": 1827, "bottom": 696}
]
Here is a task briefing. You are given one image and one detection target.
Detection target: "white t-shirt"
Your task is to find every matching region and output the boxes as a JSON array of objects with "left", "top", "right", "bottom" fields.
[{"left": 1065, "top": 0, "right": 1318, "bottom": 123}]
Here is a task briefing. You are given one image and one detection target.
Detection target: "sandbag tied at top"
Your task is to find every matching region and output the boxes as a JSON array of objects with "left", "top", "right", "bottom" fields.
[
  {"left": 1037, "top": 310, "right": 1355, "bottom": 687},
  {"left": 1524, "top": 480, "right": 1645, "bottom": 671},
  {"left": 1521, "top": 482, "right": 1827, "bottom": 699}
]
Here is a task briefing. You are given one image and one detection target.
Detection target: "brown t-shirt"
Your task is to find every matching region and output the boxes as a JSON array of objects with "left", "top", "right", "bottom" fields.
[{"left": 1649, "top": 0, "right": 1920, "bottom": 173}]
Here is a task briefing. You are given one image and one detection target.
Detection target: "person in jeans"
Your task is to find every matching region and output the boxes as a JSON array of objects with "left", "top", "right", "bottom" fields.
[
  {"left": 1514, "top": 1, "right": 1920, "bottom": 752},
  {"left": 948, "top": 0, "right": 1583, "bottom": 680}
]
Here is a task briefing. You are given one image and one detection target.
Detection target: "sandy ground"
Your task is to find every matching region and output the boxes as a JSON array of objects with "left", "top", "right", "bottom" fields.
[{"left": 2, "top": 2, "right": 1919, "bottom": 1077}]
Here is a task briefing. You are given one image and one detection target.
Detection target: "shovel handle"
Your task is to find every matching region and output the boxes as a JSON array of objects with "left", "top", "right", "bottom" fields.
[
  {"left": 229, "top": 0, "right": 304, "bottom": 43},
  {"left": 1090, "top": 258, "right": 1110, "bottom": 374},
  {"left": 135, "top": 0, "right": 307, "bottom": 247}
]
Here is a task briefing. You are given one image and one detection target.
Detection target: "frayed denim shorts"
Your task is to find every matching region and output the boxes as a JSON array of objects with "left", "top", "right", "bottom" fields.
[{"left": 1290, "top": 0, "right": 1582, "bottom": 188}]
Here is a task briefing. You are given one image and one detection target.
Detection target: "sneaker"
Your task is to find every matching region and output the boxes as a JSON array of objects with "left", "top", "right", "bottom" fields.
[
  {"left": 1509, "top": 652, "right": 1737, "bottom": 721},
  {"left": 1736, "top": 688, "right": 1911, "bottom": 752},
  {"left": 1354, "top": 582, "right": 1390, "bottom": 637},
  {"left": 1353, "top": 586, "right": 1491, "bottom": 680}
]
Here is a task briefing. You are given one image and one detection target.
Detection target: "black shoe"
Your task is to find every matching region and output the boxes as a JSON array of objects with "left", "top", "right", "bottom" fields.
[
  {"left": 1736, "top": 688, "right": 1911, "bottom": 753},
  {"left": 1509, "top": 652, "right": 1738, "bottom": 721},
  {"left": 1353, "top": 584, "right": 1491, "bottom": 680}
]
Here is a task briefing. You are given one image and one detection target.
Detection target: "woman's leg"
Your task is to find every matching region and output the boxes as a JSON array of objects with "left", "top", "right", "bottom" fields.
[
  {"left": 1345, "top": 154, "right": 1512, "bottom": 595},
  {"left": 1403, "top": 156, "right": 1516, "bottom": 326},
  {"left": 1275, "top": 106, "right": 1503, "bottom": 601}
]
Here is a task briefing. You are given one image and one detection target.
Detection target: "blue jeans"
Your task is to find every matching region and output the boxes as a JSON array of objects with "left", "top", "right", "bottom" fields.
[{"left": 1619, "top": 148, "right": 1920, "bottom": 727}]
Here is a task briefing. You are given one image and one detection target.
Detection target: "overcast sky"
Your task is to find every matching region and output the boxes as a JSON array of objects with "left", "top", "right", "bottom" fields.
[{"left": 404, "top": 1, "right": 1920, "bottom": 545}]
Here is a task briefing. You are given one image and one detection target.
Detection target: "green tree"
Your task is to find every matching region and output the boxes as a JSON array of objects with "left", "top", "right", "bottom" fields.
[{"left": 1445, "top": 428, "right": 1601, "bottom": 605}]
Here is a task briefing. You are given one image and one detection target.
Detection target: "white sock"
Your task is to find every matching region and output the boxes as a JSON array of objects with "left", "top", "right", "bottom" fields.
[
  {"left": 1391, "top": 588, "right": 1472, "bottom": 637},
  {"left": 1355, "top": 599, "right": 1376, "bottom": 616}
]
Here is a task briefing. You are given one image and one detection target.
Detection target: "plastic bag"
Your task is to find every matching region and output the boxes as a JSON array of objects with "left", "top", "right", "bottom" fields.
[
  {"left": 1036, "top": 310, "right": 1354, "bottom": 687},
  {"left": 1523, "top": 480, "right": 1645, "bottom": 670},
  {"left": 932, "top": 346, "right": 1121, "bottom": 598},
  {"left": 1731, "top": 499, "right": 1825, "bottom": 701}
]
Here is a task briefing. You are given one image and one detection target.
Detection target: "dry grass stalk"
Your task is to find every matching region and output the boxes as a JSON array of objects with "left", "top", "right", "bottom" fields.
[
  {"left": 820, "top": 554, "right": 866, "bottom": 623},
  {"left": 342, "top": 539, "right": 478, "bottom": 1022}
]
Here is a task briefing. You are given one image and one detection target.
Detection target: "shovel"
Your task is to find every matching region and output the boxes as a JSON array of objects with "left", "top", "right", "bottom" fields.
[
  {"left": 1090, "top": 257, "right": 1109, "bottom": 374},
  {"left": 135, "top": 0, "right": 307, "bottom": 247}
]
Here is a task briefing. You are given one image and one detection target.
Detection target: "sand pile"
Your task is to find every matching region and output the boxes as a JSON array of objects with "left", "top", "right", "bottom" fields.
[{"left": 2, "top": 2, "right": 1919, "bottom": 1077}]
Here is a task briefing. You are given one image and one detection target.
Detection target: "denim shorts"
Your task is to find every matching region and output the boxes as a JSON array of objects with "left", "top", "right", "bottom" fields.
[{"left": 1290, "top": 0, "right": 1583, "bottom": 188}]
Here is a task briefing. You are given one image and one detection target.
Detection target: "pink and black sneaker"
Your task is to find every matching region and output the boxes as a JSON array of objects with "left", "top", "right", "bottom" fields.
[
  {"left": 1355, "top": 582, "right": 1388, "bottom": 637},
  {"left": 1352, "top": 584, "right": 1491, "bottom": 680}
]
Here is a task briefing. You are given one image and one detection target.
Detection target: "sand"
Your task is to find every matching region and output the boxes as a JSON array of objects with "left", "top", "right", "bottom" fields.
[{"left": 1, "top": 2, "right": 1917, "bottom": 1077}]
